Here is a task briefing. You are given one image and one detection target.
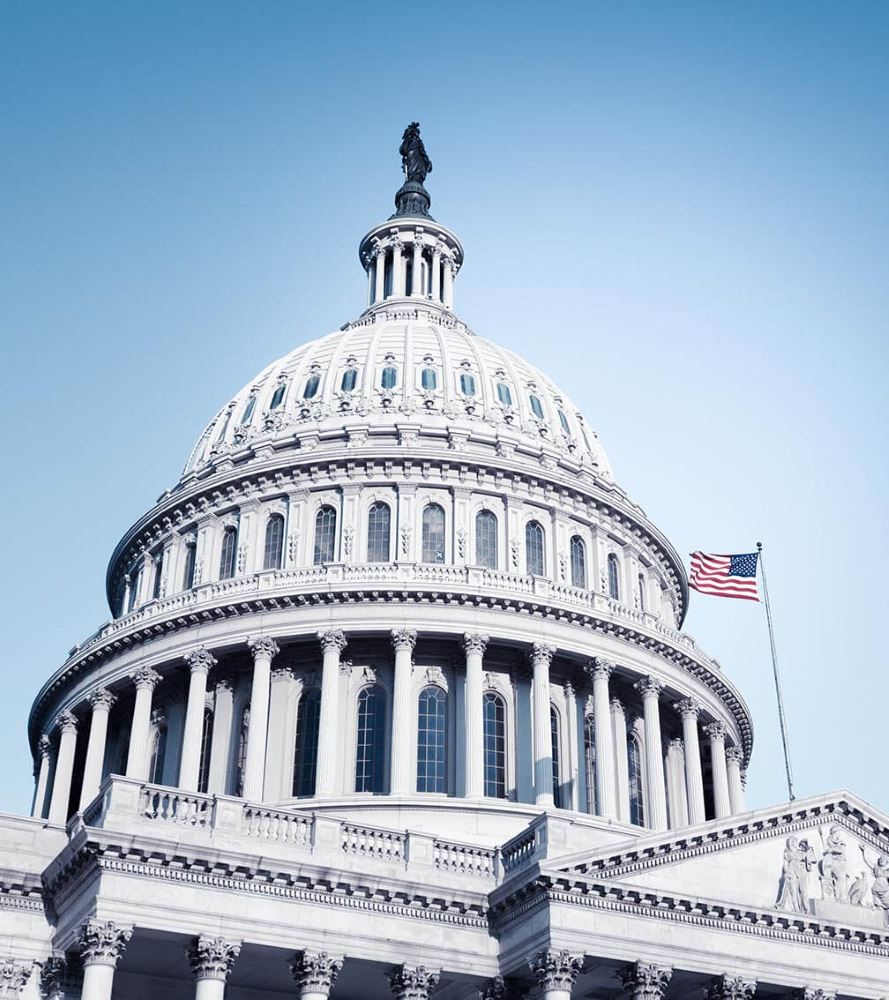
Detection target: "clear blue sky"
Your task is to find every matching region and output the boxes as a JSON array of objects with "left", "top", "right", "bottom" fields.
[{"left": 1, "top": 1, "right": 886, "bottom": 815}]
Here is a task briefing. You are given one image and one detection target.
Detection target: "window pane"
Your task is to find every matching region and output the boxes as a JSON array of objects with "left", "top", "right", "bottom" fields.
[
  {"left": 529, "top": 394, "right": 544, "bottom": 420},
  {"left": 241, "top": 396, "right": 256, "bottom": 424},
  {"left": 460, "top": 372, "right": 476, "bottom": 397},
  {"left": 367, "top": 502, "right": 391, "bottom": 562},
  {"left": 149, "top": 724, "right": 167, "bottom": 784},
  {"left": 313, "top": 506, "right": 337, "bottom": 564},
  {"left": 355, "top": 686, "right": 386, "bottom": 793},
  {"left": 417, "top": 687, "right": 447, "bottom": 793},
  {"left": 152, "top": 552, "right": 164, "bottom": 600},
  {"left": 638, "top": 573, "right": 646, "bottom": 611},
  {"left": 421, "top": 367, "right": 437, "bottom": 390},
  {"left": 215, "top": 409, "right": 232, "bottom": 443},
  {"left": 483, "top": 692, "right": 506, "bottom": 798},
  {"left": 526, "top": 521, "right": 545, "bottom": 577},
  {"left": 303, "top": 375, "right": 320, "bottom": 400},
  {"left": 263, "top": 514, "right": 285, "bottom": 570},
  {"left": 628, "top": 735, "right": 645, "bottom": 826},
  {"left": 235, "top": 705, "right": 249, "bottom": 796},
  {"left": 197, "top": 708, "right": 213, "bottom": 794},
  {"left": 219, "top": 528, "right": 238, "bottom": 580},
  {"left": 558, "top": 410, "right": 571, "bottom": 435},
  {"left": 550, "top": 707, "right": 562, "bottom": 808},
  {"left": 496, "top": 382, "right": 512, "bottom": 406},
  {"left": 182, "top": 544, "right": 197, "bottom": 590},
  {"left": 381, "top": 366, "right": 397, "bottom": 389},
  {"left": 584, "top": 715, "right": 598, "bottom": 814},
  {"left": 293, "top": 690, "right": 321, "bottom": 797},
  {"left": 570, "top": 536, "right": 586, "bottom": 588},
  {"left": 270, "top": 383, "right": 286, "bottom": 409},
  {"left": 422, "top": 504, "right": 446, "bottom": 563},
  {"left": 608, "top": 554, "right": 620, "bottom": 600},
  {"left": 341, "top": 369, "right": 357, "bottom": 391},
  {"left": 475, "top": 510, "right": 498, "bottom": 569}
]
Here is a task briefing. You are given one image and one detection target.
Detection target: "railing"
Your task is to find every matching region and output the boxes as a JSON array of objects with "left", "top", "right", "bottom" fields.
[
  {"left": 243, "top": 805, "right": 312, "bottom": 846},
  {"left": 140, "top": 785, "right": 212, "bottom": 827},
  {"left": 433, "top": 838, "right": 498, "bottom": 879},
  {"left": 341, "top": 822, "right": 405, "bottom": 863},
  {"left": 500, "top": 826, "right": 538, "bottom": 875}
]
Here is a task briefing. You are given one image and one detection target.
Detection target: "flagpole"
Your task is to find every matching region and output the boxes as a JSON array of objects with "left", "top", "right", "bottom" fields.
[{"left": 756, "top": 541, "right": 795, "bottom": 802}]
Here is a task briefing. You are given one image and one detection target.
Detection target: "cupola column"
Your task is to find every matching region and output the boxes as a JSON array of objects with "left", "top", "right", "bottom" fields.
[
  {"left": 374, "top": 245, "right": 386, "bottom": 303},
  {"left": 726, "top": 745, "right": 746, "bottom": 812},
  {"left": 635, "top": 677, "right": 668, "bottom": 830},
  {"left": 391, "top": 239, "right": 406, "bottom": 297},
  {"left": 290, "top": 950, "right": 344, "bottom": 1000},
  {"left": 674, "top": 698, "right": 706, "bottom": 824},
  {"left": 431, "top": 245, "right": 442, "bottom": 301},
  {"left": 179, "top": 648, "right": 217, "bottom": 792},
  {"left": 48, "top": 711, "right": 78, "bottom": 824},
  {"left": 705, "top": 721, "right": 732, "bottom": 818},
  {"left": 390, "top": 629, "right": 417, "bottom": 796},
  {"left": 31, "top": 735, "right": 53, "bottom": 818},
  {"left": 186, "top": 936, "right": 241, "bottom": 1000},
  {"left": 80, "top": 688, "right": 117, "bottom": 809},
  {"left": 531, "top": 643, "right": 555, "bottom": 806},
  {"left": 463, "top": 633, "right": 489, "bottom": 798},
  {"left": 411, "top": 232, "right": 424, "bottom": 296},
  {"left": 242, "top": 637, "right": 279, "bottom": 801},
  {"left": 584, "top": 658, "right": 617, "bottom": 818},
  {"left": 316, "top": 630, "right": 347, "bottom": 796},
  {"left": 78, "top": 920, "right": 132, "bottom": 1000},
  {"left": 126, "top": 666, "right": 162, "bottom": 780},
  {"left": 442, "top": 257, "right": 455, "bottom": 310}
]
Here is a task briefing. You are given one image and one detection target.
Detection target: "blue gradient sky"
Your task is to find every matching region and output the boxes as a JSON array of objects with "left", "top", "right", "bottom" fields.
[{"left": 1, "top": 2, "right": 886, "bottom": 815}]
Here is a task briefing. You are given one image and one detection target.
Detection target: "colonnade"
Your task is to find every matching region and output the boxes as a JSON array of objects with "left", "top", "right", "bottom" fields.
[{"left": 367, "top": 230, "right": 457, "bottom": 309}]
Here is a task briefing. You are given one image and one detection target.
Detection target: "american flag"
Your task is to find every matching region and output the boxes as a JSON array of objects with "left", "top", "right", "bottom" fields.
[{"left": 689, "top": 551, "right": 759, "bottom": 601}]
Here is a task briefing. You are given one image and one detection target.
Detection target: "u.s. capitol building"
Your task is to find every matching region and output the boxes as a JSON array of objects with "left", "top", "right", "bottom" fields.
[{"left": 2, "top": 126, "right": 887, "bottom": 1000}]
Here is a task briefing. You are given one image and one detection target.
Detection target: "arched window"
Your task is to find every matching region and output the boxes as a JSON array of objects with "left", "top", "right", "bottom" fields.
[
  {"left": 214, "top": 408, "right": 233, "bottom": 444},
  {"left": 197, "top": 707, "right": 213, "bottom": 794},
  {"left": 269, "top": 382, "right": 287, "bottom": 409},
  {"left": 483, "top": 692, "right": 507, "bottom": 798},
  {"left": 628, "top": 733, "right": 645, "bottom": 826},
  {"left": 496, "top": 382, "right": 512, "bottom": 406},
  {"left": 219, "top": 526, "right": 238, "bottom": 580},
  {"left": 607, "top": 553, "right": 620, "bottom": 600},
  {"left": 420, "top": 367, "right": 437, "bottom": 391},
  {"left": 417, "top": 687, "right": 447, "bottom": 793},
  {"left": 570, "top": 535, "right": 586, "bottom": 588},
  {"left": 529, "top": 394, "right": 544, "bottom": 420},
  {"left": 355, "top": 686, "right": 386, "bottom": 793},
  {"left": 127, "top": 567, "right": 140, "bottom": 613},
  {"left": 637, "top": 573, "right": 646, "bottom": 611},
  {"left": 240, "top": 395, "right": 256, "bottom": 424},
  {"left": 303, "top": 375, "right": 320, "bottom": 400},
  {"left": 292, "top": 689, "right": 321, "bottom": 797},
  {"left": 148, "top": 719, "right": 167, "bottom": 785},
  {"left": 366, "top": 501, "right": 391, "bottom": 562},
  {"left": 182, "top": 543, "right": 197, "bottom": 591},
  {"left": 525, "top": 520, "right": 545, "bottom": 577},
  {"left": 152, "top": 551, "right": 164, "bottom": 600},
  {"left": 584, "top": 715, "right": 598, "bottom": 814},
  {"left": 421, "top": 504, "right": 446, "bottom": 563},
  {"left": 460, "top": 372, "right": 476, "bottom": 397},
  {"left": 380, "top": 366, "right": 397, "bottom": 389},
  {"left": 263, "top": 514, "right": 285, "bottom": 571},
  {"left": 313, "top": 506, "right": 337, "bottom": 564},
  {"left": 341, "top": 368, "right": 357, "bottom": 392},
  {"left": 558, "top": 410, "right": 571, "bottom": 436},
  {"left": 550, "top": 706, "right": 563, "bottom": 808},
  {"left": 475, "top": 509, "right": 498, "bottom": 569},
  {"left": 235, "top": 704, "right": 250, "bottom": 797}
]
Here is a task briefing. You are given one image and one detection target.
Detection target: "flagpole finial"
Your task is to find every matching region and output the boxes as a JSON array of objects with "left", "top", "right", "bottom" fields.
[{"left": 756, "top": 541, "right": 763, "bottom": 551}]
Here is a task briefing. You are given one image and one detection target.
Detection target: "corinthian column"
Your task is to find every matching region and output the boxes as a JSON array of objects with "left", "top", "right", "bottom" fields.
[
  {"left": 374, "top": 245, "right": 386, "bottom": 302},
  {"left": 725, "top": 745, "right": 746, "bottom": 813},
  {"left": 78, "top": 920, "right": 132, "bottom": 1000},
  {"left": 80, "top": 689, "right": 117, "bottom": 809},
  {"left": 611, "top": 697, "right": 630, "bottom": 822},
  {"left": 388, "top": 965, "right": 440, "bottom": 1000},
  {"left": 531, "top": 643, "right": 555, "bottom": 806},
  {"left": 620, "top": 962, "right": 672, "bottom": 1000},
  {"left": 48, "top": 711, "right": 78, "bottom": 824},
  {"left": 635, "top": 677, "right": 668, "bottom": 830},
  {"left": 674, "top": 698, "right": 705, "bottom": 824},
  {"left": 0, "top": 959, "right": 32, "bottom": 996},
  {"left": 705, "top": 721, "right": 731, "bottom": 818},
  {"left": 442, "top": 258, "right": 455, "bottom": 310},
  {"left": 411, "top": 232, "right": 424, "bottom": 296},
  {"left": 242, "top": 636, "right": 279, "bottom": 801},
  {"left": 390, "top": 630, "right": 417, "bottom": 796},
  {"left": 32, "top": 735, "right": 53, "bottom": 818},
  {"left": 316, "top": 629, "right": 347, "bottom": 796},
  {"left": 290, "top": 951, "right": 344, "bottom": 1000},
  {"left": 529, "top": 949, "right": 584, "bottom": 1000},
  {"left": 463, "top": 633, "right": 489, "bottom": 798},
  {"left": 179, "top": 648, "right": 217, "bottom": 791},
  {"left": 126, "top": 666, "right": 162, "bottom": 780},
  {"left": 186, "top": 937, "right": 240, "bottom": 1000},
  {"left": 584, "top": 658, "right": 616, "bottom": 818},
  {"left": 707, "top": 974, "right": 757, "bottom": 999}
]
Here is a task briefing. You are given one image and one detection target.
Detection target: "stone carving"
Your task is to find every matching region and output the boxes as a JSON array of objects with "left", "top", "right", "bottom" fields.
[
  {"left": 78, "top": 919, "right": 132, "bottom": 967},
  {"left": 558, "top": 552, "right": 567, "bottom": 580},
  {"left": 237, "top": 542, "right": 248, "bottom": 573},
  {"left": 88, "top": 688, "right": 116, "bottom": 712},
  {"left": 509, "top": 536, "right": 519, "bottom": 568},
  {"left": 388, "top": 963, "right": 440, "bottom": 999},
  {"left": 401, "top": 524, "right": 412, "bottom": 557},
  {"left": 425, "top": 665, "right": 446, "bottom": 686},
  {"left": 38, "top": 734, "right": 52, "bottom": 759},
  {"left": 704, "top": 720, "right": 728, "bottom": 742},
  {"left": 530, "top": 642, "right": 554, "bottom": 666},
  {"left": 343, "top": 525, "right": 355, "bottom": 556},
  {"left": 131, "top": 665, "right": 162, "bottom": 691},
  {"left": 707, "top": 974, "right": 757, "bottom": 1000},
  {"left": 56, "top": 710, "right": 78, "bottom": 734},
  {"left": 619, "top": 961, "right": 673, "bottom": 999},
  {"left": 862, "top": 849, "right": 889, "bottom": 924},
  {"left": 456, "top": 527, "right": 467, "bottom": 559},
  {"left": 317, "top": 629, "right": 347, "bottom": 653},
  {"left": 725, "top": 745, "right": 744, "bottom": 764},
  {"left": 634, "top": 676, "right": 663, "bottom": 699},
  {"left": 185, "top": 647, "right": 217, "bottom": 675},
  {"left": 0, "top": 960, "right": 32, "bottom": 993},
  {"left": 289, "top": 951, "right": 343, "bottom": 993},
  {"left": 674, "top": 697, "right": 702, "bottom": 719},
  {"left": 37, "top": 954, "right": 80, "bottom": 999},
  {"left": 287, "top": 530, "right": 299, "bottom": 562},
  {"left": 528, "top": 949, "right": 583, "bottom": 991},
  {"left": 463, "top": 633, "right": 489, "bottom": 655},
  {"left": 186, "top": 936, "right": 241, "bottom": 982},
  {"left": 819, "top": 824, "right": 850, "bottom": 903},
  {"left": 585, "top": 657, "right": 614, "bottom": 683},
  {"left": 478, "top": 976, "right": 523, "bottom": 1000},
  {"left": 776, "top": 836, "right": 817, "bottom": 911},
  {"left": 392, "top": 629, "right": 418, "bottom": 651},
  {"left": 247, "top": 635, "right": 280, "bottom": 661},
  {"left": 563, "top": 681, "right": 575, "bottom": 700},
  {"left": 795, "top": 991, "right": 836, "bottom": 1000}
]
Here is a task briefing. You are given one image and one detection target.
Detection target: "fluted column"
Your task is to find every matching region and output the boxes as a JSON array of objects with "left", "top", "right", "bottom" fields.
[
  {"left": 706, "top": 721, "right": 732, "bottom": 818},
  {"left": 48, "top": 711, "right": 78, "bottom": 824},
  {"left": 584, "top": 658, "right": 616, "bottom": 818},
  {"left": 392, "top": 240, "right": 405, "bottom": 296},
  {"left": 207, "top": 673, "right": 234, "bottom": 794},
  {"left": 674, "top": 698, "right": 706, "bottom": 824},
  {"left": 0, "top": 959, "right": 32, "bottom": 996},
  {"left": 665, "top": 738, "right": 689, "bottom": 828},
  {"left": 179, "top": 648, "right": 217, "bottom": 791},
  {"left": 78, "top": 920, "right": 132, "bottom": 1000},
  {"left": 390, "top": 629, "right": 417, "bottom": 796},
  {"left": 290, "top": 951, "right": 344, "bottom": 1000},
  {"left": 442, "top": 258, "right": 454, "bottom": 309},
  {"left": 186, "top": 936, "right": 241, "bottom": 1000},
  {"left": 80, "top": 689, "right": 117, "bottom": 809},
  {"left": 564, "top": 681, "right": 580, "bottom": 809},
  {"left": 726, "top": 745, "right": 746, "bottom": 813},
  {"left": 126, "top": 666, "right": 162, "bottom": 779},
  {"left": 463, "top": 633, "right": 488, "bottom": 798},
  {"left": 374, "top": 245, "right": 386, "bottom": 303},
  {"left": 431, "top": 246, "right": 442, "bottom": 302},
  {"left": 31, "top": 735, "right": 53, "bottom": 818},
  {"left": 635, "top": 677, "right": 668, "bottom": 830},
  {"left": 411, "top": 233, "right": 424, "bottom": 296},
  {"left": 531, "top": 643, "right": 555, "bottom": 806},
  {"left": 316, "top": 630, "right": 347, "bottom": 796},
  {"left": 620, "top": 962, "right": 672, "bottom": 1000},
  {"left": 529, "top": 949, "right": 584, "bottom": 1000},
  {"left": 706, "top": 974, "right": 756, "bottom": 999},
  {"left": 611, "top": 697, "right": 630, "bottom": 822},
  {"left": 242, "top": 636, "right": 279, "bottom": 800},
  {"left": 388, "top": 965, "right": 440, "bottom": 1000}
]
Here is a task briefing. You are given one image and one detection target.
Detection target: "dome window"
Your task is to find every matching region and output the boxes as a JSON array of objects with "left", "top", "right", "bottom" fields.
[
  {"left": 460, "top": 372, "right": 476, "bottom": 397},
  {"left": 303, "top": 375, "right": 320, "bottom": 400},
  {"left": 214, "top": 409, "right": 233, "bottom": 444},
  {"left": 341, "top": 369, "right": 358, "bottom": 392},
  {"left": 263, "top": 514, "right": 285, "bottom": 571},
  {"left": 525, "top": 520, "right": 545, "bottom": 577},
  {"left": 550, "top": 706, "right": 563, "bottom": 808},
  {"left": 475, "top": 510, "right": 498, "bottom": 569},
  {"left": 241, "top": 396, "right": 256, "bottom": 425},
  {"left": 381, "top": 366, "right": 398, "bottom": 390},
  {"left": 558, "top": 410, "right": 571, "bottom": 436},
  {"left": 422, "top": 504, "right": 446, "bottom": 563},
  {"left": 367, "top": 502, "right": 391, "bottom": 562},
  {"left": 607, "top": 553, "right": 620, "bottom": 600},
  {"left": 292, "top": 688, "right": 321, "bottom": 797},
  {"left": 421, "top": 367, "right": 437, "bottom": 391},
  {"left": 417, "top": 686, "right": 448, "bottom": 793},
  {"left": 219, "top": 526, "right": 238, "bottom": 581},
  {"left": 483, "top": 692, "right": 507, "bottom": 799},
  {"left": 496, "top": 382, "right": 512, "bottom": 407},
  {"left": 270, "top": 383, "right": 287, "bottom": 409},
  {"left": 529, "top": 394, "right": 545, "bottom": 420},
  {"left": 313, "top": 506, "right": 337, "bottom": 564},
  {"left": 570, "top": 535, "right": 586, "bottom": 589},
  {"left": 628, "top": 733, "right": 645, "bottom": 826},
  {"left": 355, "top": 685, "right": 386, "bottom": 793}
]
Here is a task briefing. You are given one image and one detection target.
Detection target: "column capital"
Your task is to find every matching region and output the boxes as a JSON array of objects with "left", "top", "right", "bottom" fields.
[
  {"left": 317, "top": 629, "right": 347, "bottom": 653},
  {"left": 185, "top": 646, "right": 217, "bottom": 674},
  {"left": 78, "top": 919, "right": 132, "bottom": 968},
  {"left": 131, "top": 665, "right": 162, "bottom": 691},
  {"left": 795, "top": 991, "right": 836, "bottom": 1000},
  {"left": 186, "top": 936, "right": 241, "bottom": 982},
  {"left": 388, "top": 964, "right": 441, "bottom": 999},
  {"left": 619, "top": 961, "right": 673, "bottom": 999},
  {"left": 610, "top": 696, "right": 625, "bottom": 715},
  {"left": 478, "top": 977, "right": 523, "bottom": 1000},
  {"left": 528, "top": 948, "right": 583, "bottom": 991},
  {"left": 0, "top": 959, "right": 32, "bottom": 994},
  {"left": 530, "top": 642, "right": 555, "bottom": 666},
  {"left": 89, "top": 688, "right": 117, "bottom": 712},
  {"left": 704, "top": 720, "right": 728, "bottom": 741},
  {"left": 38, "top": 734, "right": 52, "bottom": 758},
  {"left": 289, "top": 951, "right": 344, "bottom": 994},
  {"left": 725, "top": 744, "right": 744, "bottom": 764},
  {"left": 247, "top": 635, "right": 280, "bottom": 660},
  {"left": 667, "top": 737, "right": 684, "bottom": 754},
  {"left": 271, "top": 665, "right": 295, "bottom": 683},
  {"left": 674, "top": 697, "right": 702, "bottom": 719},
  {"left": 585, "top": 656, "right": 614, "bottom": 683},
  {"left": 38, "top": 954, "right": 79, "bottom": 999},
  {"left": 56, "top": 710, "right": 78, "bottom": 735},
  {"left": 707, "top": 974, "right": 757, "bottom": 1000},
  {"left": 634, "top": 675, "right": 663, "bottom": 699},
  {"left": 392, "top": 628, "right": 418, "bottom": 651},
  {"left": 463, "top": 632, "right": 489, "bottom": 655}
]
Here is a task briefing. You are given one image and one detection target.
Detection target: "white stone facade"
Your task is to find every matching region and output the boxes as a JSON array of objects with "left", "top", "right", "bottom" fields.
[{"left": 1, "top": 140, "right": 887, "bottom": 999}]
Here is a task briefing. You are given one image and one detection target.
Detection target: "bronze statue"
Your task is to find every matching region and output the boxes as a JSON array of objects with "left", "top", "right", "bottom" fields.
[{"left": 400, "top": 123, "right": 432, "bottom": 184}]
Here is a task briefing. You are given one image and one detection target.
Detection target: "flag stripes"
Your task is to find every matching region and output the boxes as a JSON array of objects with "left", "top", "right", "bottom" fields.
[{"left": 689, "top": 551, "right": 759, "bottom": 602}]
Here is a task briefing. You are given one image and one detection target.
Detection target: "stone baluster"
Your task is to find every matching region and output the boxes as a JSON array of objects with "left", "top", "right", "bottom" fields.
[
  {"left": 80, "top": 689, "right": 117, "bottom": 809},
  {"left": 179, "top": 648, "right": 217, "bottom": 791},
  {"left": 388, "top": 965, "right": 440, "bottom": 1000},
  {"left": 674, "top": 698, "right": 706, "bottom": 824},
  {"left": 31, "top": 735, "right": 53, "bottom": 818},
  {"left": 374, "top": 245, "right": 387, "bottom": 303},
  {"left": 463, "top": 633, "right": 489, "bottom": 798},
  {"left": 611, "top": 697, "right": 630, "bottom": 822},
  {"left": 126, "top": 666, "right": 162, "bottom": 780},
  {"left": 529, "top": 949, "right": 584, "bottom": 1000},
  {"left": 620, "top": 962, "right": 672, "bottom": 1000},
  {"left": 242, "top": 636, "right": 279, "bottom": 800},
  {"left": 290, "top": 951, "right": 344, "bottom": 1000},
  {"left": 316, "top": 630, "right": 347, "bottom": 796},
  {"left": 584, "top": 658, "right": 616, "bottom": 818},
  {"left": 0, "top": 959, "right": 32, "bottom": 996},
  {"left": 531, "top": 643, "right": 555, "bottom": 806},
  {"left": 186, "top": 936, "right": 241, "bottom": 1000},
  {"left": 634, "top": 677, "right": 668, "bottom": 830},
  {"left": 390, "top": 630, "right": 417, "bottom": 796},
  {"left": 725, "top": 745, "right": 746, "bottom": 813},
  {"left": 705, "top": 721, "right": 731, "bottom": 819},
  {"left": 48, "top": 711, "right": 78, "bottom": 824},
  {"left": 706, "top": 974, "right": 757, "bottom": 999},
  {"left": 78, "top": 920, "right": 132, "bottom": 1000}
]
